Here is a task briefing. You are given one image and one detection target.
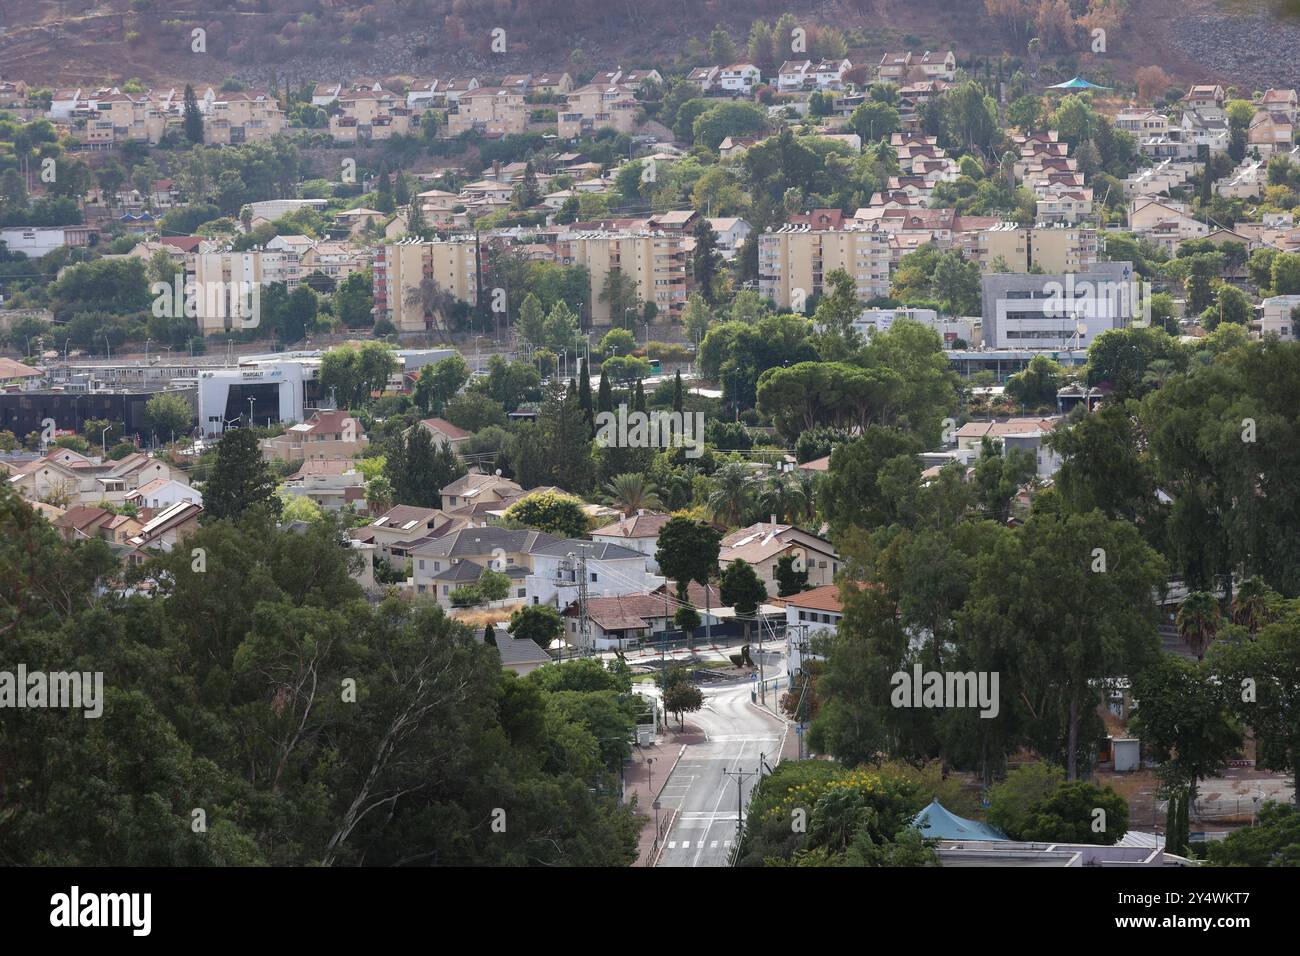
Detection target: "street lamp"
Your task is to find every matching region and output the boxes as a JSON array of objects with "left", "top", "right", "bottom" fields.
[
  {"left": 248, "top": 397, "right": 255, "bottom": 427},
  {"left": 101, "top": 424, "right": 111, "bottom": 458},
  {"left": 144, "top": 338, "right": 151, "bottom": 365}
]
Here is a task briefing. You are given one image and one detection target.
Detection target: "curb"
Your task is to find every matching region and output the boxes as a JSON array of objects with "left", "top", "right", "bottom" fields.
[{"left": 655, "top": 744, "right": 688, "bottom": 800}]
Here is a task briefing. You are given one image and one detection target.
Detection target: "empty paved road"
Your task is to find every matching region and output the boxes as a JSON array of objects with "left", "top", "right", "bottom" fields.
[{"left": 656, "top": 679, "right": 787, "bottom": 867}]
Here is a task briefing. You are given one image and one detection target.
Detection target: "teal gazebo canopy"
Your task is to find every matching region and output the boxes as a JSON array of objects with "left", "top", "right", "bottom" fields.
[
  {"left": 1048, "top": 76, "right": 1112, "bottom": 91},
  {"left": 911, "top": 800, "right": 1009, "bottom": 841}
]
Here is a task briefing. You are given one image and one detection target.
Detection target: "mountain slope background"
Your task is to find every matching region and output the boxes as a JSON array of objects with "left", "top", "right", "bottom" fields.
[{"left": 0, "top": 0, "right": 1295, "bottom": 92}]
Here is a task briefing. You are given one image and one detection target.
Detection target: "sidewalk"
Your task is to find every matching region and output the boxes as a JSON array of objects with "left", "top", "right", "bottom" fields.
[{"left": 624, "top": 727, "right": 694, "bottom": 867}]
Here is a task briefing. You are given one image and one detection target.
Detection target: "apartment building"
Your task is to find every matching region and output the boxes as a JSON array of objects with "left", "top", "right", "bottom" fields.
[
  {"left": 757, "top": 225, "right": 891, "bottom": 310},
  {"left": 970, "top": 222, "right": 1098, "bottom": 274},
  {"left": 327, "top": 86, "right": 413, "bottom": 142},
  {"left": 373, "top": 238, "right": 479, "bottom": 332},
  {"left": 203, "top": 90, "right": 285, "bottom": 145},
  {"left": 445, "top": 86, "right": 529, "bottom": 137},
  {"left": 559, "top": 84, "right": 640, "bottom": 138},
  {"left": 190, "top": 250, "right": 266, "bottom": 335},
  {"left": 555, "top": 231, "right": 687, "bottom": 322}
]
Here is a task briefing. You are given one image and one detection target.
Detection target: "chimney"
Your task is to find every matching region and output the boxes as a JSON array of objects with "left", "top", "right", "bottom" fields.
[{"left": 770, "top": 514, "right": 777, "bottom": 527}]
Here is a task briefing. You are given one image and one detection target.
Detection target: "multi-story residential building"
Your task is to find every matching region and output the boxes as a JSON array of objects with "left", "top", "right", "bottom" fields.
[
  {"left": 352, "top": 505, "right": 453, "bottom": 563},
  {"left": 445, "top": 86, "right": 529, "bottom": 137},
  {"left": 190, "top": 249, "right": 266, "bottom": 335},
  {"left": 8, "top": 448, "right": 190, "bottom": 509},
  {"left": 758, "top": 225, "right": 891, "bottom": 310},
  {"left": 555, "top": 231, "right": 687, "bottom": 322},
  {"left": 559, "top": 84, "right": 640, "bottom": 138},
  {"left": 970, "top": 222, "right": 1098, "bottom": 274},
  {"left": 203, "top": 89, "right": 285, "bottom": 145},
  {"left": 1182, "top": 84, "right": 1226, "bottom": 116},
  {"left": 980, "top": 261, "right": 1138, "bottom": 349},
  {"left": 328, "top": 86, "right": 413, "bottom": 142},
  {"left": 373, "top": 238, "right": 479, "bottom": 332}
]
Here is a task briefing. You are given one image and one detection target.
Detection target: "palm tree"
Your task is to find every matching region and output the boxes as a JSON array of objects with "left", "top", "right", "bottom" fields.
[
  {"left": 1142, "top": 358, "right": 1176, "bottom": 390},
  {"left": 404, "top": 276, "right": 454, "bottom": 342},
  {"left": 757, "top": 475, "right": 807, "bottom": 525},
  {"left": 604, "top": 472, "right": 661, "bottom": 517},
  {"left": 1176, "top": 591, "right": 1220, "bottom": 660},
  {"left": 707, "top": 462, "right": 753, "bottom": 527},
  {"left": 1231, "top": 577, "right": 1274, "bottom": 635}
]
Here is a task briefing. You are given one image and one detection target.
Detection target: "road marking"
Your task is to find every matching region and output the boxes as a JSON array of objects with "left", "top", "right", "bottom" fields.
[{"left": 710, "top": 841, "right": 718, "bottom": 849}]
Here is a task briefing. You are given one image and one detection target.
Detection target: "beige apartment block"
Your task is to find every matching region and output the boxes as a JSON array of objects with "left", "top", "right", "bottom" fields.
[
  {"left": 972, "top": 223, "right": 1098, "bottom": 273},
  {"left": 191, "top": 250, "right": 266, "bottom": 335},
  {"left": 445, "top": 87, "right": 530, "bottom": 137},
  {"left": 374, "top": 238, "right": 479, "bottom": 332},
  {"left": 757, "top": 226, "right": 891, "bottom": 310},
  {"left": 203, "top": 90, "right": 285, "bottom": 145},
  {"left": 558, "top": 84, "right": 639, "bottom": 138},
  {"left": 556, "top": 232, "right": 687, "bottom": 323}
]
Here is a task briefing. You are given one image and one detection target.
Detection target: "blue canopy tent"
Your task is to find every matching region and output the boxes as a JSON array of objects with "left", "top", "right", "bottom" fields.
[
  {"left": 1047, "top": 76, "right": 1112, "bottom": 91},
  {"left": 911, "top": 800, "right": 1009, "bottom": 841}
]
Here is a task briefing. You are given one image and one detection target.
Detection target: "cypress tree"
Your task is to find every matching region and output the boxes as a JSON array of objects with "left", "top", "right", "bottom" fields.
[
  {"left": 183, "top": 84, "right": 204, "bottom": 144},
  {"left": 672, "top": 369, "right": 684, "bottom": 413},
  {"left": 633, "top": 378, "right": 646, "bottom": 414},
  {"left": 597, "top": 368, "right": 613, "bottom": 414},
  {"left": 579, "top": 357, "right": 594, "bottom": 433}
]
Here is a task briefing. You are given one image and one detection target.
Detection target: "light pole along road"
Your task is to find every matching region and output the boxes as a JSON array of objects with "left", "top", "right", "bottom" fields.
[{"left": 654, "top": 675, "right": 788, "bottom": 868}]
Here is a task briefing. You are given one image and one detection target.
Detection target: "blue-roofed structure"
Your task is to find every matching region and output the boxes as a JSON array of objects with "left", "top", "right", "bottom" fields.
[
  {"left": 1047, "top": 76, "right": 1112, "bottom": 91},
  {"left": 911, "top": 800, "right": 1009, "bottom": 841}
]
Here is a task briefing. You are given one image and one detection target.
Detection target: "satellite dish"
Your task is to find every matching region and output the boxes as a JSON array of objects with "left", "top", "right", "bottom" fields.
[{"left": 1075, "top": 321, "right": 1088, "bottom": 336}]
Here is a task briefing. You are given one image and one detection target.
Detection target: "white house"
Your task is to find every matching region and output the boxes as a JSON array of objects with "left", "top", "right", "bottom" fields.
[
  {"left": 719, "top": 64, "right": 762, "bottom": 94},
  {"left": 783, "top": 584, "right": 844, "bottom": 677},
  {"left": 777, "top": 60, "right": 812, "bottom": 92},
  {"left": 124, "top": 477, "right": 203, "bottom": 511},
  {"left": 590, "top": 511, "right": 670, "bottom": 573},
  {"left": 705, "top": 217, "right": 752, "bottom": 259},
  {"left": 525, "top": 538, "right": 665, "bottom": 609},
  {"left": 1259, "top": 295, "right": 1300, "bottom": 340}
]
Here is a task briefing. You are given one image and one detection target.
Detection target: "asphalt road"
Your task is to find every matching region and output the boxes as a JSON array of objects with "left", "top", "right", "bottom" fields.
[{"left": 655, "top": 679, "right": 787, "bottom": 868}]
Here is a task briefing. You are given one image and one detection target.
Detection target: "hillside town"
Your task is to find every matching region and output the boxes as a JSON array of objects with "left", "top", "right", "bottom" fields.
[{"left": 2, "top": 2, "right": 1299, "bottom": 895}]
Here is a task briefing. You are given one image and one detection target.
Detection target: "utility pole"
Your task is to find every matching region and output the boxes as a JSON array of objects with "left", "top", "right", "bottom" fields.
[{"left": 723, "top": 767, "right": 757, "bottom": 833}]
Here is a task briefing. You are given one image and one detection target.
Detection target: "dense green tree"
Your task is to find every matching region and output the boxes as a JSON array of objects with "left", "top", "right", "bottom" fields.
[{"left": 203, "top": 428, "right": 280, "bottom": 522}]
